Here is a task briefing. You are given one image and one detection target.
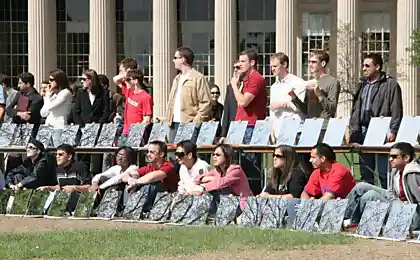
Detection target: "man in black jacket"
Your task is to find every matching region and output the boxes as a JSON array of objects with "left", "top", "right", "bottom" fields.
[
  {"left": 350, "top": 53, "right": 403, "bottom": 189},
  {"left": 219, "top": 61, "right": 241, "bottom": 143}
]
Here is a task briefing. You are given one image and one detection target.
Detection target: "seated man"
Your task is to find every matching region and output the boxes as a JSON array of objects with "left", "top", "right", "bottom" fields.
[
  {"left": 301, "top": 143, "right": 355, "bottom": 200},
  {"left": 123, "top": 141, "right": 179, "bottom": 193},
  {"left": 344, "top": 142, "right": 420, "bottom": 229},
  {"left": 175, "top": 140, "right": 211, "bottom": 195},
  {"left": 38, "top": 144, "right": 91, "bottom": 192}
]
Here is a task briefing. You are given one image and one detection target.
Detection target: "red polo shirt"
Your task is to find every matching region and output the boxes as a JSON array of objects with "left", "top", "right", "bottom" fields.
[
  {"left": 234, "top": 71, "right": 267, "bottom": 126},
  {"left": 303, "top": 162, "right": 355, "bottom": 199},
  {"left": 136, "top": 160, "right": 179, "bottom": 192}
]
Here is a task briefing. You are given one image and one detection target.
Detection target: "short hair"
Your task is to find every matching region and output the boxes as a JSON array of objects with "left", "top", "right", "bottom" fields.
[
  {"left": 116, "top": 146, "right": 137, "bottom": 165},
  {"left": 149, "top": 140, "right": 168, "bottom": 158},
  {"left": 310, "top": 50, "right": 330, "bottom": 65},
  {"left": 56, "top": 144, "right": 75, "bottom": 160},
  {"left": 98, "top": 74, "right": 109, "bottom": 87},
  {"left": 19, "top": 72, "right": 35, "bottom": 87},
  {"left": 239, "top": 49, "right": 258, "bottom": 66},
  {"left": 364, "top": 53, "right": 383, "bottom": 71},
  {"left": 210, "top": 84, "right": 220, "bottom": 92},
  {"left": 271, "top": 52, "right": 290, "bottom": 68},
  {"left": 119, "top": 58, "right": 138, "bottom": 70},
  {"left": 391, "top": 142, "right": 415, "bottom": 162},
  {"left": 176, "top": 46, "right": 194, "bottom": 66},
  {"left": 177, "top": 140, "right": 198, "bottom": 160},
  {"left": 126, "top": 69, "right": 144, "bottom": 82},
  {"left": 312, "top": 143, "right": 336, "bottom": 162},
  {"left": 0, "top": 74, "right": 7, "bottom": 85}
]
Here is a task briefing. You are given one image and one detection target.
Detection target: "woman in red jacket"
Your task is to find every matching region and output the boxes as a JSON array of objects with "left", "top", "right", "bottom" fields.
[{"left": 194, "top": 144, "right": 253, "bottom": 209}]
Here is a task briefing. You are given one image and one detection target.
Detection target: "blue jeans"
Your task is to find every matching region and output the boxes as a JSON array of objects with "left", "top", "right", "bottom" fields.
[
  {"left": 240, "top": 126, "right": 262, "bottom": 194},
  {"left": 344, "top": 182, "right": 387, "bottom": 223},
  {"left": 359, "top": 126, "right": 389, "bottom": 188}
]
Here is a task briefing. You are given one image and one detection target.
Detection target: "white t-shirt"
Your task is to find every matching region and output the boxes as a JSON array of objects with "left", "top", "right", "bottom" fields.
[
  {"left": 177, "top": 158, "right": 211, "bottom": 193},
  {"left": 173, "top": 73, "right": 188, "bottom": 123},
  {"left": 91, "top": 164, "right": 138, "bottom": 189}
]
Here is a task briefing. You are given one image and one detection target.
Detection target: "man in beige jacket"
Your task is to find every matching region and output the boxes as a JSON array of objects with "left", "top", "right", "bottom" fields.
[{"left": 166, "top": 46, "right": 212, "bottom": 142}]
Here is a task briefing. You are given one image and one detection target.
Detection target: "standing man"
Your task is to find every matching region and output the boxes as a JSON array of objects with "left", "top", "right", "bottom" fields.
[
  {"left": 166, "top": 46, "right": 212, "bottom": 142},
  {"left": 230, "top": 49, "right": 267, "bottom": 193},
  {"left": 219, "top": 61, "right": 242, "bottom": 143},
  {"left": 6, "top": 72, "right": 43, "bottom": 137},
  {"left": 269, "top": 52, "right": 306, "bottom": 130},
  {"left": 350, "top": 54, "right": 403, "bottom": 189},
  {"left": 291, "top": 50, "right": 340, "bottom": 119}
]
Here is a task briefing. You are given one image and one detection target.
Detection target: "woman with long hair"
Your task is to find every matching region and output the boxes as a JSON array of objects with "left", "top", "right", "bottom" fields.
[
  {"left": 194, "top": 144, "right": 253, "bottom": 209},
  {"left": 40, "top": 69, "right": 73, "bottom": 129},
  {"left": 258, "top": 145, "right": 308, "bottom": 198},
  {"left": 73, "top": 69, "right": 109, "bottom": 125}
]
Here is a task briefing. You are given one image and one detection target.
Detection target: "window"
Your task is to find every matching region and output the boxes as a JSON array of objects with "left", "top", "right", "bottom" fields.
[
  {"left": 0, "top": 0, "right": 28, "bottom": 87},
  {"left": 301, "top": 13, "right": 331, "bottom": 80},
  {"left": 361, "top": 12, "right": 391, "bottom": 71},
  {"left": 56, "top": 0, "right": 89, "bottom": 82}
]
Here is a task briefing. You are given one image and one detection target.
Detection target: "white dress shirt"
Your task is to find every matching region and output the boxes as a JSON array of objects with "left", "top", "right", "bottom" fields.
[
  {"left": 269, "top": 73, "right": 306, "bottom": 121},
  {"left": 40, "top": 88, "right": 73, "bottom": 129},
  {"left": 88, "top": 90, "right": 95, "bottom": 105}
]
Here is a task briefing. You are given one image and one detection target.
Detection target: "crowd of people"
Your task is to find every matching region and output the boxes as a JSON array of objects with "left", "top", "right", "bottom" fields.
[{"left": 0, "top": 46, "right": 418, "bottom": 231}]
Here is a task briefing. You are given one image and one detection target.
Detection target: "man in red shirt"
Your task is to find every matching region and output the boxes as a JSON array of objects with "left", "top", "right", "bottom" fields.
[
  {"left": 121, "top": 69, "right": 153, "bottom": 135},
  {"left": 301, "top": 143, "right": 355, "bottom": 200},
  {"left": 122, "top": 140, "right": 178, "bottom": 192},
  {"left": 231, "top": 49, "right": 267, "bottom": 129},
  {"left": 229, "top": 49, "right": 267, "bottom": 194}
]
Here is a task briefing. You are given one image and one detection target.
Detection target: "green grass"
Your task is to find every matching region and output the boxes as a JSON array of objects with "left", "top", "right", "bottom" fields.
[{"left": 0, "top": 227, "right": 354, "bottom": 259}]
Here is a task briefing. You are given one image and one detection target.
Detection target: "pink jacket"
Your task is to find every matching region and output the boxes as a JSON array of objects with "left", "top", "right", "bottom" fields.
[{"left": 195, "top": 164, "right": 253, "bottom": 209}]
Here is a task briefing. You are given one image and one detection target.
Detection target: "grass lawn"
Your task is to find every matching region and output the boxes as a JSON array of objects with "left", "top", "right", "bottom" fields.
[{"left": 0, "top": 226, "right": 354, "bottom": 259}]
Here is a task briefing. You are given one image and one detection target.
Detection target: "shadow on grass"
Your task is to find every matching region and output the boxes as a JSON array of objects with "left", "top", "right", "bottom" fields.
[{"left": 0, "top": 226, "right": 354, "bottom": 259}]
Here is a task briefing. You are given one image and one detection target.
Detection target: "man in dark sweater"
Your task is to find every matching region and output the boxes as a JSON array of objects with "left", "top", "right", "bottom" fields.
[{"left": 219, "top": 61, "right": 242, "bottom": 143}]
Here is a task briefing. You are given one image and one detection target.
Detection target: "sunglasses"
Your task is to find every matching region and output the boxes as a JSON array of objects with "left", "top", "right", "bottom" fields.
[
  {"left": 49, "top": 78, "right": 55, "bottom": 82},
  {"left": 174, "top": 151, "right": 185, "bottom": 158},
  {"left": 26, "top": 146, "right": 37, "bottom": 150},
  {"left": 80, "top": 77, "right": 88, "bottom": 82},
  {"left": 389, "top": 154, "right": 402, "bottom": 159},
  {"left": 213, "top": 153, "right": 222, "bottom": 157},
  {"left": 233, "top": 66, "right": 240, "bottom": 70},
  {"left": 273, "top": 154, "right": 285, "bottom": 159},
  {"left": 211, "top": 92, "right": 220, "bottom": 95},
  {"left": 363, "top": 64, "right": 371, "bottom": 68},
  {"left": 173, "top": 56, "right": 182, "bottom": 60},
  {"left": 56, "top": 152, "right": 65, "bottom": 157}
]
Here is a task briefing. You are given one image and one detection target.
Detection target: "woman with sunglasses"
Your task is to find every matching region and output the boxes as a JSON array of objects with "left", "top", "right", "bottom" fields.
[
  {"left": 258, "top": 145, "right": 308, "bottom": 198},
  {"left": 90, "top": 146, "right": 138, "bottom": 192},
  {"left": 40, "top": 69, "right": 72, "bottom": 129},
  {"left": 194, "top": 144, "right": 253, "bottom": 209},
  {"left": 9, "top": 139, "right": 57, "bottom": 191}
]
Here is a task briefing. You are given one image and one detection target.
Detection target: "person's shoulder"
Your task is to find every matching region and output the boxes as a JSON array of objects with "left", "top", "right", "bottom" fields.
[
  {"left": 332, "top": 162, "right": 351, "bottom": 174},
  {"left": 73, "top": 161, "right": 88, "bottom": 170},
  {"left": 196, "top": 158, "right": 211, "bottom": 168},
  {"left": 162, "top": 160, "right": 175, "bottom": 170},
  {"left": 249, "top": 71, "right": 265, "bottom": 82},
  {"left": 227, "top": 164, "right": 244, "bottom": 173},
  {"left": 190, "top": 69, "right": 206, "bottom": 79}
]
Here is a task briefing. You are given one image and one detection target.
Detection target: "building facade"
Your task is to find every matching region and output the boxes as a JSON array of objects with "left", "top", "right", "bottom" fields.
[{"left": 0, "top": 0, "right": 419, "bottom": 118}]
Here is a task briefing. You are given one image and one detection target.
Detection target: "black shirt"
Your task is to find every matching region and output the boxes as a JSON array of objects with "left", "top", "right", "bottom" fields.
[
  {"left": 263, "top": 167, "right": 308, "bottom": 198},
  {"left": 56, "top": 161, "right": 91, "bottom": 187},
  {"left": 20, "top": 154, "right": 57, "bottom": 189}
]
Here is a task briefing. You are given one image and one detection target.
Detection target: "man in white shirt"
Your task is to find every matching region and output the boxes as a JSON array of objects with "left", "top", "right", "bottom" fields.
[
  {"left": 269, "top": 52, "right": 306, "bottom": 138},
  {"left": 269, "top": 52, "right": 306, "bottom": 121},
  {"left": 175, "top": 140, "right": 211, "bottom": 195}
]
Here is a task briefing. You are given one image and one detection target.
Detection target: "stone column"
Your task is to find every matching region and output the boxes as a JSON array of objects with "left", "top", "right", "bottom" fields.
[
  {"left": 214, "top": 0, "right": 236, "bottom": 102},
  {"left": 153, "top": 0, "right": 177, "bottom": 120},
  {"left": 336, "top": 0, "right": 359, "bottom": 118},
  {"left": 276, "top": 0, "right": 297, "bottom": 74},
  {"left": 89, "top": 0, "right": 117, "bottom": 92},
  {"left": 28, "top": 0, "right": 57, "bottom": 90},
  {"left": 397, "top": 0, "right": 420, "bottom": 115}
]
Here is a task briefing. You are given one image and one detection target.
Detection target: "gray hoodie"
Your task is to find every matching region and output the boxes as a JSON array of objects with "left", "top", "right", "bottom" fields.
[{"left": 388, "top": 160, "right": 420, "bottom": 229}]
